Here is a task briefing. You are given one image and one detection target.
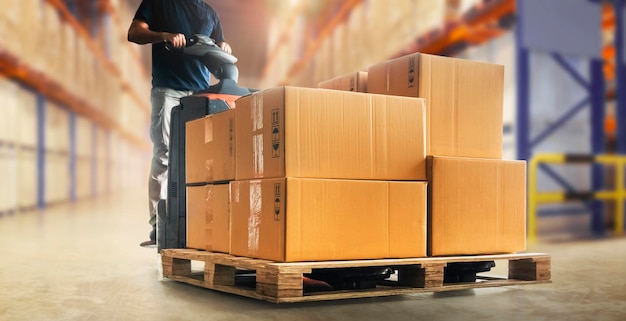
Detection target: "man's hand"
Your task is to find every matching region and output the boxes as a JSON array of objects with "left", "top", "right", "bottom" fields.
[
  {"left": 163, "top": 33, "right": 186, "bottom": 48},
  {"left": 218, "top": 41, "right": 232, "bottom": 54}
]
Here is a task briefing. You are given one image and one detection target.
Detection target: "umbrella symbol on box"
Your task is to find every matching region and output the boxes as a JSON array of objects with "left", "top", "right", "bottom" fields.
[
  {"left": 274, "top": 197, "right": 281, "bottom": 221},
  {"left": 272, "top": 127, "right": 280, "bottom": 157}
]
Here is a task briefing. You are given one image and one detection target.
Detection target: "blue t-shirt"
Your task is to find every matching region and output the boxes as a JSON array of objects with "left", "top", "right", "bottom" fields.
[{"left": 133, "top": 0, "right": 226, "bottom": 91}]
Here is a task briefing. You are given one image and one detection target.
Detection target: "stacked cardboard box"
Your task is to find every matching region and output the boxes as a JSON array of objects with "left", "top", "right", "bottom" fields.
[
  {"left": 186, "top": 87, "right": 429, "bottom": 262},
  {"left": 186, "top": 53, "right": 526, "bottom": 261},
  {"left": 185, "top": 109, "right": 235, "bottom": 252},
  {"left": 367, "top": 53, "right": 526, "bottom": 256},
  {"left": 231, "top": 87, "right": 428, "bottom": 262}
]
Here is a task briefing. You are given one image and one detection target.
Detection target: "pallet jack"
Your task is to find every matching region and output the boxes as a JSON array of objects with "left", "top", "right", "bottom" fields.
[
  {"left": 156, "top": 34, "right": 253, "bottom": 251},
  {"left": 154, "top": 35, "right": 496, "bottom": 289}
]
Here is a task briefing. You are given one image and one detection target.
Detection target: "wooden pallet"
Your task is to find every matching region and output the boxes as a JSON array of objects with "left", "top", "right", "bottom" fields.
[{"left": 161, "top": 249, "right": 551, "bottom": 303}]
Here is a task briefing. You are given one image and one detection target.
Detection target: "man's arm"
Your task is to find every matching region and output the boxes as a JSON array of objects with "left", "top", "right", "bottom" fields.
[{"left": 127, "top": 19, "right": 187, "bottom": 48}]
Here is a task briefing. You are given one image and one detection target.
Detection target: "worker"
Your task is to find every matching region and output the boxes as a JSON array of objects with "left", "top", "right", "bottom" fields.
[{"left": 127, "top": 0, "right": 231, "bottom": 247}]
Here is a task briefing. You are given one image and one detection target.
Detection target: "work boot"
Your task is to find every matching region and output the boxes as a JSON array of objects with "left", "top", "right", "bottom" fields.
[{"left": 140, "top": 225, "right": 157, "bottom": 248}]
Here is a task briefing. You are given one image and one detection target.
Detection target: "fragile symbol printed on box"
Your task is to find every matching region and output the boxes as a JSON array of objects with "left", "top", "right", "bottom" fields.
[
  {"left": 273, "top": 183, "right": 281, "bottom": 221},
  {"left": 271, "top": 108, "right": 280, "bottom": 158},
  {"left": 408, "top": 56, "right": 415, "bottom": 88}
]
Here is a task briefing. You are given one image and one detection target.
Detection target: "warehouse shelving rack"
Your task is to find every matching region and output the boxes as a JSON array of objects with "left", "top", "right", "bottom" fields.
[
  {"left": 515, "top": 0, "right": 626, "bottom": 236},
  {"left": 0, "top": 0, "right": 150, "bottom": 210}
]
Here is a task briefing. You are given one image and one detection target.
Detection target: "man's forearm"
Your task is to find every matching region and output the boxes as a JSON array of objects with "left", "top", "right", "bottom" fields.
[
  {"left": 128, "top": 19, "right": 169, "bottom": 45},
  {"left": 128, "top": 26, "right": 166, "bottom": 44}
]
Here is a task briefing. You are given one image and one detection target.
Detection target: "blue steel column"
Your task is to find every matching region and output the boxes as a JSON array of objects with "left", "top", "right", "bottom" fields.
[
  {"left": 92, "top": 124, "right": 97, "bottom": 197},
  {"left": 36, "top": 94, "right": 46, "bottom": 209},
  {"left": 65, "top": 0, "right": 78, "bottom": 16},
  {"left": 614, "top": 0, "right": 626, "bottom": 233},
  {"left": 106, "top": 131, "right": 111, "bottom": 194},
  {"left": 613, "top": 0, "right": 626, "bottom": 154},
  {"left": 590, "top": 59, "right": 606, "bottom": 235},
  {"left": 103, "top": 13, "right": 111, "bottom": 58},
  {"left": 616, "top": 0, "right": 626, "bottom": 153},
  {"left": 90, "top": 0, "right": 99, "bottom": 37},
  {"left": 516, "top": 0, "right": 530, "bottom": 161}
]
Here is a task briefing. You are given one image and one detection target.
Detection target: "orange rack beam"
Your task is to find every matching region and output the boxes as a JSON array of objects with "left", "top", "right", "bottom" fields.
[{"left": 394, "top": 0, "right": 515, "bottom": 58}]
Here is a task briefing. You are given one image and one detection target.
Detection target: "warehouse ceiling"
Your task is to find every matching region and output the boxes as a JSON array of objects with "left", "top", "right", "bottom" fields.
[{"left": 126, "top": 0, "right": 270, "bottom": 87}]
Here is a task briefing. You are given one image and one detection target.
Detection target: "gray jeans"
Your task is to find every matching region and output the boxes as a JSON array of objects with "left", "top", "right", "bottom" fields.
[{"left": 148, "top": 87, "right": 193, "bottom": 228}]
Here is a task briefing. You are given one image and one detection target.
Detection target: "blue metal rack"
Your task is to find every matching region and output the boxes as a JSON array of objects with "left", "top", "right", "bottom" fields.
[
  {"left": 36, "top": 93, "right": 47, "bottom": 210},
  {"left": 516, "top": 0, "right": 620, "bottom": 235},
  {"left": 69, "top": 111, "right": 77, "bottom": 202},
  {"left": 616, "top": 0, "right": 626, "bottom": 155}
]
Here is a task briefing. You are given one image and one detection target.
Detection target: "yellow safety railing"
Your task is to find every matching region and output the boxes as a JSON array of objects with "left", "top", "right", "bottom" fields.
[{"left": 528, "top": 153, "right": 626, "bottom": 242}]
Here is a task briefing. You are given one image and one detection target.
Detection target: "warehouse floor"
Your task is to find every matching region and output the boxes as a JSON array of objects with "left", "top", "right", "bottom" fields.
[{"left": 1, "top": 189, "right": 625, "bottom": 321}]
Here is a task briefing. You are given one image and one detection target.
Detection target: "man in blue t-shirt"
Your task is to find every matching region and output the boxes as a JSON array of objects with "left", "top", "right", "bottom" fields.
[{"left": 128, "top": 0, "right": 231, "bottom": 247}]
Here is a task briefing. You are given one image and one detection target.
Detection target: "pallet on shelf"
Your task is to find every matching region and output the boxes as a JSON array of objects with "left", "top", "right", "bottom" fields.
[{"left": 161, "top": 249, "right": 551, "bottom": 303}]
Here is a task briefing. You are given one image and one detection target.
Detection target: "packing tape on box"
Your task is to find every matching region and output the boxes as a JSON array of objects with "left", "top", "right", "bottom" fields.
[
  {"left": 206, "top": 185, "right": 214, "bottom": 223},
  {"left": 205, "top": 117, "right": 213, "bottom": 143},
  {"left": 252, "top": 95, "right": 263, "bottom": 131},
  {"left": 253, "top": 134, "right": 264, "bottom": 177},
  {"left": 205, "top": 185, "right": 214, "bottom": 251},
  {"left": 205, "top": 159, "right": 214, "bottom": 182},
  {"left": 248, "top": 180, "right": 262, "bottom": 255}
]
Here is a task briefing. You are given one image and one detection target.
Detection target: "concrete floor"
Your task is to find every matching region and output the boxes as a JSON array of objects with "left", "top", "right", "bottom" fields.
[{"left": 0, "top": 188, "right": 625, "bottom": 321}]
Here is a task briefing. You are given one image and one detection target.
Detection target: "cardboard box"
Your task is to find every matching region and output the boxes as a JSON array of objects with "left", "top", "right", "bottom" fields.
[
  {"left": 368, "top": 53, "right": 503, "bottom": 159},
  {"left": 318, "top": 71, "right": 368, "bottom": 93},
  {"left": 230, "top": 178, "right": 427, "bottom": 262},
  {"left": 186, "top": 184, "right": 230, "bottom": 252},
  {"left": 235, "top": 87, "right": 426, "bottom": 181},
  {"left": 427, "top": 156, "right": 526, "bottom": 256},
  {"left": 186, "top": 109, "right": 236, "bottom": 184}
]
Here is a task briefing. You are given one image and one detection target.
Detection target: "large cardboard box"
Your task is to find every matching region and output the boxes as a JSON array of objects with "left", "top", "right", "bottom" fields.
[
  {"left": 235, "top": 87, "right": 426, "bottom": 181},
  {"left": 186, "top": 184, "right": 230, "bottom": 252},
  {"left": 318, "top": 71, "right": 368, "bottom": 93},
  {"left": 427, "top": 156, "right": 526, "bottom": 256},
  {"left": 368, "top": 53, "right": 503, "bottom": 159},
  {"left": 230, "top": 178, "right": 427, "bottom": 262},
  {"left": 186, "top": 109, "right": 236, "bottom": 184}
]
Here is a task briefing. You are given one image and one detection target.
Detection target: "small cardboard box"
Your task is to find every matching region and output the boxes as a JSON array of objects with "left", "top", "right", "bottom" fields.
[
  {"left": 186, "top": 109, "right": 236, "bottom": 184},
  {"left": 230, "top": 178, "right": 427, "bottom": 262},
  {"left": 235, "top": 87, "right": 426, "bottom": 181},
  {"left": 318, "top": 71, "right": 368, "bottom": 93},
  {"left": 368, "top": 53, "right": 503, "bottom": 159},
  {"left": 186, "top": 184, "right": 230, "bottom": 252},
  {"left": 427, "top": 156, "right": 527, "bottom": 256}
]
